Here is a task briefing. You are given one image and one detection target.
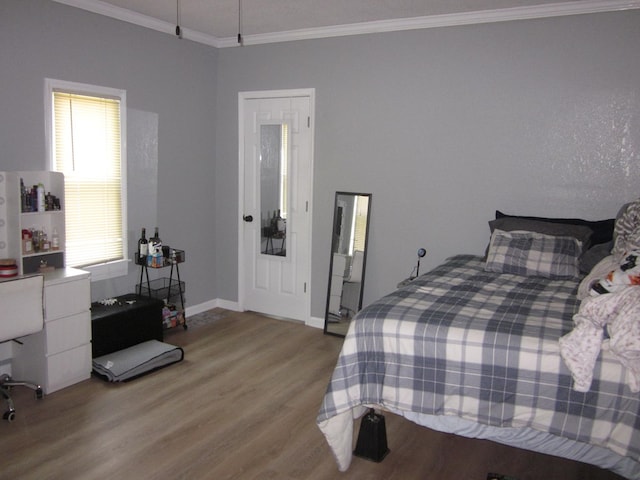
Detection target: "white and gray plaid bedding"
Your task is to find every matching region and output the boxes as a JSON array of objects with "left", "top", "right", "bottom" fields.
[{"left": 317, "top": 255, "right": 640, "bottom": 476}]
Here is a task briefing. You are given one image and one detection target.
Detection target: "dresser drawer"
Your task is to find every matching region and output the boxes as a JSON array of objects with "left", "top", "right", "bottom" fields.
[
  {"left": 330, "top": 274, "right": 344, "bottom": 295},
  {"left": 46, "top": 343, "right": 92, "bottom": 394},
  {"left": 45, "top": 311, "right": 91, "bottom": 355},
  {"left": 45, "top": 277, "right": 90, "bottom": 321}
]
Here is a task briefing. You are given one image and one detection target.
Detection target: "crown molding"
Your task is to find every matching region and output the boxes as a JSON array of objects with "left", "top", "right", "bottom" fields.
[
  {"left": 219, "top": 0, "right": 640, "bottom": 47},
  {"left": 50, "top": 0, "right": 222, "bottom": 46},
  {"left": 52, "top": 0, "right": 640, "bottom": 49}
]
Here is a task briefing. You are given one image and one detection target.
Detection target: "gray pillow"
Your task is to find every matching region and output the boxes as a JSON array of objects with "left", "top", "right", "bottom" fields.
[
  {"left": 579, "top": 241, "right": 613, "bottom": 274},
  {"left": 495, "top": 210, "right": 615, "bottom": 246},
  {"left": 489, "top": 217, "right": 593, "bottom": 250}
]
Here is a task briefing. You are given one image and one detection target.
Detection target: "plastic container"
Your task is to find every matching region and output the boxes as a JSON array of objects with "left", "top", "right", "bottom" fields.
[{"left": 0, "top": 259, "right": 18, "bottom": 278}]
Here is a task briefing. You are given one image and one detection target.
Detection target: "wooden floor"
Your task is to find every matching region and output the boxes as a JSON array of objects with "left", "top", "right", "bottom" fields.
[{"left": 1, "top": 310, "right": 625, "bottom": 480}]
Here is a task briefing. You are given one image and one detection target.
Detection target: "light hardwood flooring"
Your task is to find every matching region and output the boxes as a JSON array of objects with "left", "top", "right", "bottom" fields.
[{"left": 1, "top": 310, "right": 624, "bottom": 480}]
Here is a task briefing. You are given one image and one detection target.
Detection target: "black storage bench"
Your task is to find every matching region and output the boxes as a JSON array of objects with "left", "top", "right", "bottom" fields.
[{"left": 91, "top": 293, "right": 164, "bottom": 358}]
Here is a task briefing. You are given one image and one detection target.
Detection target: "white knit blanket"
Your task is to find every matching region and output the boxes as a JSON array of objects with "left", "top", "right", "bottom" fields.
[
  {"left": 560, "top": 286, "right": 640, "bottom": 392},
  {"left": 562, "top": 199, "right": 640, "bottom": 392}
]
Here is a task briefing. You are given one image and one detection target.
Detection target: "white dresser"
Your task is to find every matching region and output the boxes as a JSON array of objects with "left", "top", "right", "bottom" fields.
[{"left": 12, "top": 267, "right": 91, "bottom": 394}]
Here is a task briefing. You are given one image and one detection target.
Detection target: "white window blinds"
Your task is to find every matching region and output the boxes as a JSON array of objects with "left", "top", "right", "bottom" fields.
[
  {"left": 52, "top": 91, "right": 124, "bottom": 269},
  {"left": 353, "top": 196, "right": 369, "bottom": 253}
]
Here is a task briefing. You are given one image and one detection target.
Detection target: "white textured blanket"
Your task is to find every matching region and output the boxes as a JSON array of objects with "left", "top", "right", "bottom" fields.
[{"left": 560, "top": 286, "right": 640, "bottom": 392}]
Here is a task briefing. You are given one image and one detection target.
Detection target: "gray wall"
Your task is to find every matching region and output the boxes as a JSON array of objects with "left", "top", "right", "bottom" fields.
[
  {"left": 215, "top": 11, "right": 640, "bottom": 317},
  {"left": 2, "top": 2, "right": 639, "bottom": 320},
  {"left": 1, "top": 0, "right": 218, "bottom": 305}
]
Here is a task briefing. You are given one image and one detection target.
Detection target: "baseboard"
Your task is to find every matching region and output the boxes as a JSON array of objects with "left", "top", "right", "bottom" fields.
[
  {"left": 215, "top": 298, "right": 241, "bottom": 312},
  {"left": 186, "top": 299, "right": 325, "bottom": 331},
  {"left": 184, "top": 298, "right": 239, "bottom": 318},
  {"left": 307, "top": 316, "right": 325, "bottom": 330}
]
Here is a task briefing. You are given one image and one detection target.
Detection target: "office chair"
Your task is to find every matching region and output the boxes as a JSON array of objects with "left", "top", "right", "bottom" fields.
[{"left": 0, "top": 274, "right": 45, "bottom": 422}]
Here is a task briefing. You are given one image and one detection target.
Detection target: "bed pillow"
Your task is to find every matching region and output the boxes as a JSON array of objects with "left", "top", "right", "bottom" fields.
[
  {"left": 579, "top": 241, "right": 613, "bottom": 274},
  {"left": 485, "top": 229, "right": 583, "bottom": 279},
  {"left": 489, "top": 217, "right": 593, "bottom": 248},
  {"left": 495, "top": 210, "right": 615, "bottom": 246}
]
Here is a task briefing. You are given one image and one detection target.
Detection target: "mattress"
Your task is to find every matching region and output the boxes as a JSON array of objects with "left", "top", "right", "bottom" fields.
[{"left": 317, "top": 255, "right": 640, "bottom": 479}]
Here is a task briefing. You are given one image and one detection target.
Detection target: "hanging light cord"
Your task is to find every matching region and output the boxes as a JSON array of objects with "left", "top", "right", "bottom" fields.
[
  {"left": 237, "top": 0, "right": 243, "bottom": 45},
  {"left": 176, "top": 0, "right": 182, "bottom": 38}
]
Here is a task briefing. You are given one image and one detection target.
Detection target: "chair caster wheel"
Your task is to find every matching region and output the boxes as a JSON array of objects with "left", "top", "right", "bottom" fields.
[
  {"left": 3, "top": 410, "right": 16, "bottom": 422},
  {"left": 35, "top": 388, "right": 44, "bottom": 400}
]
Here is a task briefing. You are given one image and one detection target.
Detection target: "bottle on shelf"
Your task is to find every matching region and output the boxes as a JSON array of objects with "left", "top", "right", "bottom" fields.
[
  {"left": 150, "top": 227, "right": 160, "bottom": 253},
  {"left": 148, "top": 227, "right": 163, "bottom": 267},
  {"left": 138, "top": 227, "right": 148, "bottom": 265},
  {"left": 22, "top": 229, "right": 33, "bottom": 254},
  {"left": 31, "top": 185, "right": 38, "bottom": 212},
  {"left": 40, "top": 226, "right": 50, "bottom": 252},
  {"left": 20, "top": 178, "right": 27, "bottom": 212},
  {"left": 31, "top": 228, "right": 40, "bottom": 253},
  {"left": 276, "top": 209, "right": 285, "bottom": 233},
  {"left": 46, "top": 192, "right": 53, "bottom": 211},
  {"left": 51, "top": 227, "right": 60, "bottom": 251},
  {"left": 37, "top": 183, "right": 45, "bottom": 212}
]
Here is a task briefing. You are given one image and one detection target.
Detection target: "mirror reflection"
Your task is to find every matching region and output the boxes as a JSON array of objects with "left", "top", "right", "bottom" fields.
[
  {"left": 324, "top": 192, "right": 372, "bottom": 337},
  {"left": 260, "top": 123, "right": 289, "bottom": 256}
]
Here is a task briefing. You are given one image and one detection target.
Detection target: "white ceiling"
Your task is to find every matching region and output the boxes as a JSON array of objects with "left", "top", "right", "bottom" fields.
[{"left": 53, "top": 0, "right": 640, "bottom": 47}]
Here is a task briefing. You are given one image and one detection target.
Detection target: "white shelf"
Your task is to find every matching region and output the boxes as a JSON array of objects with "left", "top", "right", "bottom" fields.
[{"left": 0, "top": 171, "right": 66, "bottom": 275}]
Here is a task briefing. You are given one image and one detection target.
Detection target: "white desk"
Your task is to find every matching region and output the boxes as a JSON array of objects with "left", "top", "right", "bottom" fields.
[{"left": 12, "top": 268, "right": 91, "bottom": 394}]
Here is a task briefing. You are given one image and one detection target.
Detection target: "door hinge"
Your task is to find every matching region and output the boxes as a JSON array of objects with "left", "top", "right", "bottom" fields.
[
  {"left": 307, "top": 116, "right": 310, "bottom": 128},
  {"left": 305, "top": 201, "right": 309, "bottom": 212},
  {"left": 304, "top": 282, "right": 307, "bottom": 293}
]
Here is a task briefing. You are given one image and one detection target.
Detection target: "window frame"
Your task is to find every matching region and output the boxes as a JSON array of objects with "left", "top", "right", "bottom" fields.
[{"left": 45, "top": 78, "right": 128, "bottom": 281}]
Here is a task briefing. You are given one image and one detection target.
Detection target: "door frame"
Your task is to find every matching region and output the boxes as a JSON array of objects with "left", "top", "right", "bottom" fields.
[{"left": 237, "top": 88, "right": 315, "bottom": 324}]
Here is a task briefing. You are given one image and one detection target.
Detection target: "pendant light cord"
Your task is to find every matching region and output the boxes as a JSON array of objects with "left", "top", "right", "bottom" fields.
[
  {"left": 237, "top": 0, "right": 243, "bottom": 45},
  {"left": 176, "top": 0, "right": 182, "bottom": 38}
]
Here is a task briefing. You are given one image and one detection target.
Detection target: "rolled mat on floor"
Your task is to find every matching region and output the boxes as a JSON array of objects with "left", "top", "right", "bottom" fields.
[{"left": 92, "top": 340, "right": 184, "bottom": 382}]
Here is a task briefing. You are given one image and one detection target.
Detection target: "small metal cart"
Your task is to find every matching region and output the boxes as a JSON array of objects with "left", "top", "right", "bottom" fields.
[{"left": 136, "top": 248, "right": 187, "bottom": 330}]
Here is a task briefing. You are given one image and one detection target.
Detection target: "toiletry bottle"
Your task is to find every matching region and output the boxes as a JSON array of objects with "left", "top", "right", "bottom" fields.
[
  {"left": 37, "top": 183, "right": 45, "bottom": 212},
  {"left": 51, "top": 228, "right": 60, "bottom": 251}
]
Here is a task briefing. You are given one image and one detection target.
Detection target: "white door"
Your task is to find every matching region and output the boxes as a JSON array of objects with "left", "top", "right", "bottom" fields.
[{"left": 239, "top": 90, "right": 314, "bottom": 322}]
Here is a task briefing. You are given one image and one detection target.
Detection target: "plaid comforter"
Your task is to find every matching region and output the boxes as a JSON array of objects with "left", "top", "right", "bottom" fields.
[{"left": 317, "top": 255, "right": 640, "bottom": 476}]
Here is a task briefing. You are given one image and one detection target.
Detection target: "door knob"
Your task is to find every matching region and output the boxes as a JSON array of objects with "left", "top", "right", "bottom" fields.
[{"left": 243, "top": 215, "right": 253, "bottom": 222}]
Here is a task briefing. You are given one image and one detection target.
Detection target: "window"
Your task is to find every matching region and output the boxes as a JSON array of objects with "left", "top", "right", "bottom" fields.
[
  {"left": 45, "top": 79, "right": 128, "bottom": 281},
  {"left": 351, "top": 195, "right": 369, "bottom": 254}
]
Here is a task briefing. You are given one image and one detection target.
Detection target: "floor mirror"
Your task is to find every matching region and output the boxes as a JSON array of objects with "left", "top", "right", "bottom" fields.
[{"left": 324, "top": 192, "right": 372, "bottom": 337}]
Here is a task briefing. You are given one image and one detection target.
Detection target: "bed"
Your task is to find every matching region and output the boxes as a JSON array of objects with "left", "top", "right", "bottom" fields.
[{"left": 317, "top": 205, "right": 640, "bottom": 479}]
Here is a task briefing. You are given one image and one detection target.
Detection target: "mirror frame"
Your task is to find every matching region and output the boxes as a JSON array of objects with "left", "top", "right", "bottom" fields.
[{"left": 324, "top": 191, "right": 372, "bottom": 337}]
